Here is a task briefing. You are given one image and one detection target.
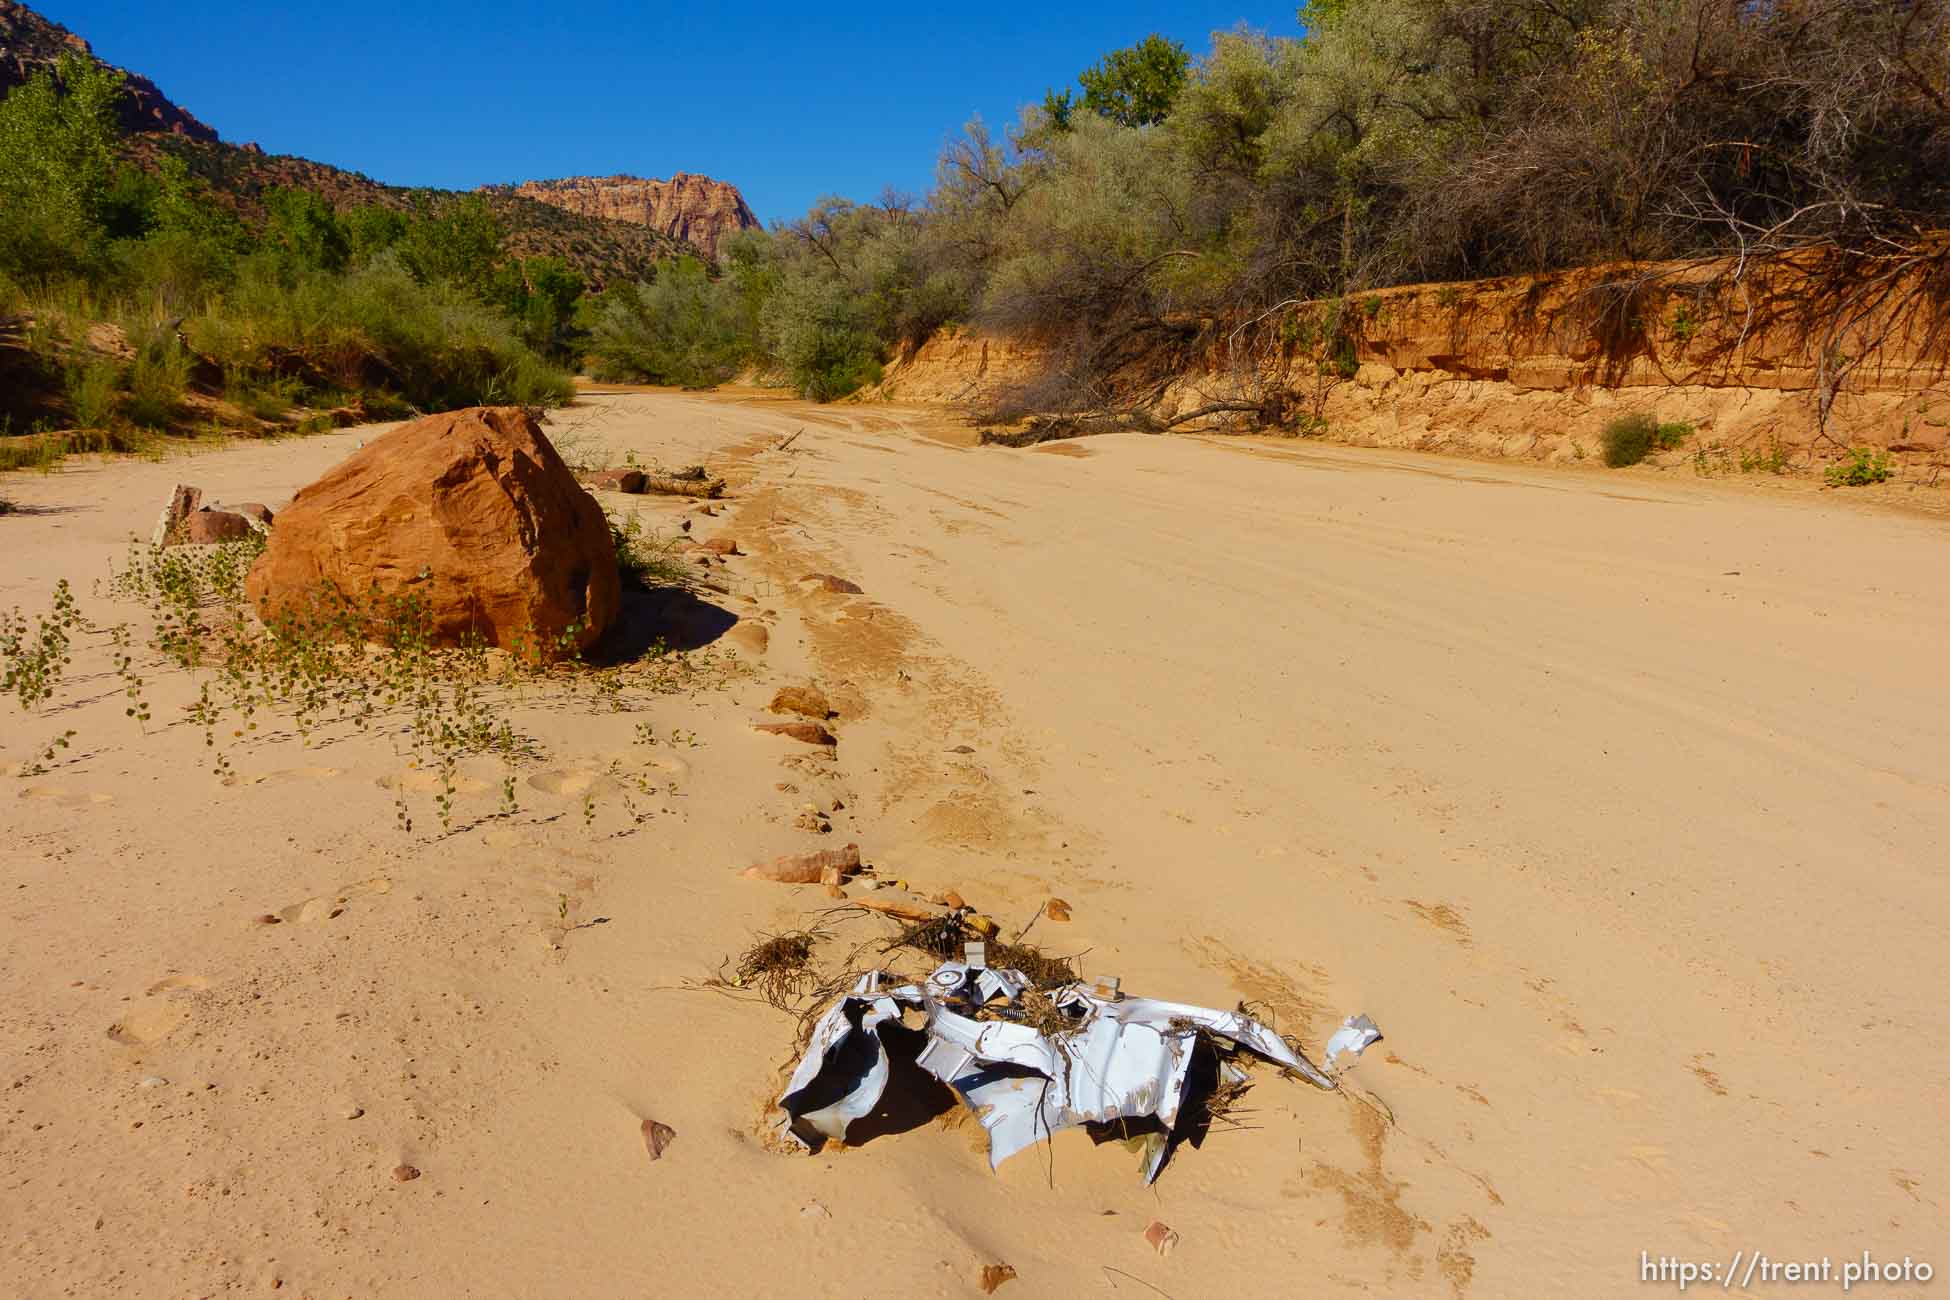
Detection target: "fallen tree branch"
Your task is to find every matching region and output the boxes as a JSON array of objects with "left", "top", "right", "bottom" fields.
[
  {"left": 642, "top": 473, "right": 725, "bottom": 498},
  {"left": 979, "top": 398, "right": 1286, "bottom": 447}
]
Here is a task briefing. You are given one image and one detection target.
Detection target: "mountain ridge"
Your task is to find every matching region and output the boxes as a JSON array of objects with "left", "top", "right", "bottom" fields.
[
  {"left": 0, "top": 1, "right": 755, "bottom": 285},
  {"left": 0, "top": 0, "right": 218, "bottom": 142}
]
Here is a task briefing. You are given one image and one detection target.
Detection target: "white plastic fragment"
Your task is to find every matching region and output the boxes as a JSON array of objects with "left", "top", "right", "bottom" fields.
[
  {"left": 1324, "top": 1013, "right": 1383, "bottom": 1070},
  {"left": 774, "top": 961, "right": 1340, "bottom": 1183}
]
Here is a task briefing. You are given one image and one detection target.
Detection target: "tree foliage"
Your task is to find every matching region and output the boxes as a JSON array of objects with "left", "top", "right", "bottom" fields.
[
  {"left": 683, "top": 0, "right": 1950, "bottom": 410},
  {"left": 1044, "top": 33, "right": 1191, "bottom": 129}
]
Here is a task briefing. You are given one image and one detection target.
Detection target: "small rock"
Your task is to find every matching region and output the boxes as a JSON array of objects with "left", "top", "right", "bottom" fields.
[
  {"left": 740, "top": 843, "right": 862, "bottom": 885},
  {"left": 137, "top": 1075, "right": 167, "bottom": 1089},
  {"left": 641, "top": 1118, "right": 676, "bottom": 1160},
  {"left": 978, "top": 1263, "right": 1017, "bottom": 1294},
  {"left": 800, "top": 572, "right": 864, "bottom": 594},
  {"left": 254, "top": 914, "right": 282, "bottom": 925},
  {"left": 727, "top": 623, "right": 769, "bottom": 655},
  {"left": 768, "top": 685, "right": 833, "bottom": 719},
  {"left": 753, "top": 720, "right": 837, "bottom": 747},
  {"left": 701, "top": 537, "right": 739, "bottom": 555},
  {"left": 941, "top": 891, "right": 968, "bottom": 911},
  {"left": 342, "top": 1106, "right": 365, "bottom": 1120},
  {"left": 800, "top": 1199, "right": 832, "bottom": 1220},
  {"left": 946, "top": 744, "right": 975, "bottom": 755},
  {"left": 1045, "top": 899, "right": 1072, "bottom": 923},
  {"left": 392, "top": 1164, "right": 420, "bottom": 1182},
  {"left": 829, "top": 797, "right": 845, "bottom": 811},
  {"left": 220, "top": 502, "right": 275, "bottom": 528},
  {"left": 179, "top": 509, "right": 254, "bottom": 545},
  {"left": 1144, "top": 1220, "right": 1178, "bottom": 1257}
]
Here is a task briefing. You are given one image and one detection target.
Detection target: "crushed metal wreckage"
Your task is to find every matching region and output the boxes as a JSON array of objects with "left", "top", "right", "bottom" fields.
[{"left": 777, "top": 951, "right": 1378, "bottom": 1183}]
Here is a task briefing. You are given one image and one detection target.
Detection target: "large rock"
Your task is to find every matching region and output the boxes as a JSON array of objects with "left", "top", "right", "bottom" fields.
[
  {"left": 244, "top": 406, "right": 618, "bottom": 656},
  {"left": 510, "top": 173, "right": 760, "bottom": 259}
]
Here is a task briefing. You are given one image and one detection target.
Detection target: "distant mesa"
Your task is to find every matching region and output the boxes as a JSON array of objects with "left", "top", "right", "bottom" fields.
[
  {"left": 0, "top": 0, "right": 219, "bottom": 142},
  {"left": 507, "top": 173, "right": 760, "bottom": 261}
]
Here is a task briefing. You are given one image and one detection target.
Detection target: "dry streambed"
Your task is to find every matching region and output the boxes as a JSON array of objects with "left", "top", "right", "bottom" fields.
[{"left": 2, "top": 389, "right": 1946, "bottom": 1296}]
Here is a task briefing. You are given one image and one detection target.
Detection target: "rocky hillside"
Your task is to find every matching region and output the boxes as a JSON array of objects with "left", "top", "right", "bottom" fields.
[
  {"left": 123, "top": 136, "right": 694, "bottom": 286},
  {"left": 2, "top": 1, "right": 699, "bottom": 285},
  {"left": 0, "top": 0, "right": 216, "bottom": 140},
  {"left": 505, "top": 174, "right": 760, "bottom": 260}
]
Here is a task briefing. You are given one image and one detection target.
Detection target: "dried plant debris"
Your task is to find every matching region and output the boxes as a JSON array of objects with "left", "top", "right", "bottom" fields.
[
  {"left": 877, "top": 905, "right": 1079, "bottom": 988},
  {"left": 987, "top": 942, "right": 1078, "bottom": 990},
  {"left": 776, "top": 958, "right": 1344, "bottom": 1183},
  {"left": 882, "top": 910, "right": 966, "bottom": 961},
  {"left": 710, "top": 926, "right": 826, "bottom": 1009}
]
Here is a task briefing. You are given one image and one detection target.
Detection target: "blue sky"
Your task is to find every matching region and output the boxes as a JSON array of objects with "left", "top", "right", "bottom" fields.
[{"left": 40, "top": 2, "right": 1300, "bottom": 225}]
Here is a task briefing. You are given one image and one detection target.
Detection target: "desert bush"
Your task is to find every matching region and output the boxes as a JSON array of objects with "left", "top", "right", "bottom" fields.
[
  {"left": 1601, "top": 412, "right": 1660, "bottom": 467},
  {"left": 63, "top": 355, "right": 119, "bottom": 430},
  {"left": 124, "top": 324, "right": 193, "bottom": 429},
  {"left": 584, "top": 258, "right": 750, "bottom": 387},
  {"left": 1824, "top": 447, "right": 1893, "bottom": 486},
  {"left": 188, "top": 254, "right": 572, "bottom": 411},
  {"left": 759, "top": 268, "right": 884, "bottom": 401},
  {"left": 608, "top": 511, "right": 692, "bottom": 590}
]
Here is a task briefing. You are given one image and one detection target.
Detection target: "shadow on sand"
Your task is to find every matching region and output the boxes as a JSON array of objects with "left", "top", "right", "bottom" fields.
[{"left": 595, "top": 584, "right": 741, "bottom": 663}]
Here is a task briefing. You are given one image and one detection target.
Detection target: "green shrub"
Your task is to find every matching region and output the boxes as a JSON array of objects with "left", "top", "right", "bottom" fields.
[
  {"left": 224, "top": 365, "right": 299, "bottom": 423},
  {"left": 584, "top": 259, "right": 751, "bottom": 388},
  {"left": 63, "top": 356, "right": 119, "bottom": 429},
  {"left": 1824, "top": 447, "right": 1892, "bottom": 487},
  {"left": 125, "top": 326, "right": 192, "bottom": 429},
  {"left": 608, "top": 511, "right": 691, "bottom": 590},
  {"left": 1655, "top": 419, "right": 1693, "bottom": 449},
  {"left": 1738, "top": 440, "right": 1791, "bottom": 475},
  {"left": 1601, "top": 412, "right": 1660, "bottom": 466}
]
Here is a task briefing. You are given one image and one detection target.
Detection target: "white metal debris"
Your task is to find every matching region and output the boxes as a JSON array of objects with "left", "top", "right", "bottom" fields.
[
  {"left": 1324, "top": 1013, "right": 1383, "bottom": 1070},
  {"left": 776, "top": 959, "right": 1344, "bottom": 1183}
]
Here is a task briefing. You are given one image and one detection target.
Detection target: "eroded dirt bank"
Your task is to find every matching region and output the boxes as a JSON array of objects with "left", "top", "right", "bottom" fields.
[
  {"left": 874, "top": 246, "right": 1950, "bottom": 483},
  {"left": 2, "top": 391, "right": 1945, "bottom": 1297}
]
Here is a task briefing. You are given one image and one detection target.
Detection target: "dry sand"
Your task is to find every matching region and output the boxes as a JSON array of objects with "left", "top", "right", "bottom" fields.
[{"left": 1, "top": 390, "right": 1945, "bottom": 1297}]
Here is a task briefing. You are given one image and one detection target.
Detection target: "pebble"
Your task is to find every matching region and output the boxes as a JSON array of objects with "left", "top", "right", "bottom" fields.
[
  {"left": 392, "top": 1164, "right": 420, "bottom": 1182},
  {"left": 1045, "top": 899, "right": 1073, "bottom": 923},
  {"left": 137, "top": 1075, "right": 167, "bottom": 1089},
  {"left": 641, "top": 1119, "right": 677, "bottom": 1160},
  {"left": 342, "top": 1106, "right": 365, "bottom": 1120}
]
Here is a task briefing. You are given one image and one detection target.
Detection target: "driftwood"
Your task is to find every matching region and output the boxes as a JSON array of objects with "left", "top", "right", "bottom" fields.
[
  {"left": 642, "top": 472, "right": 725, "bottom": 499},
  {"left": 979, "top": 398, "right": 1281, "bottom": 447},
  {"left": 852, "top": 897, "right": 946, "bottom": 923}
]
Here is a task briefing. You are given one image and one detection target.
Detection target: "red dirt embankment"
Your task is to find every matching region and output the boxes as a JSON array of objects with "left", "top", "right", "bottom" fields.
[{"left": 873, "top": 243, "right": 1950, "bottom": 472}]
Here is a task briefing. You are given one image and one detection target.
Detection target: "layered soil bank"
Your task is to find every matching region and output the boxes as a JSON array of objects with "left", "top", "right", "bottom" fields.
[{"left": 875, "top": 244, "right": 1950, "bottom": 473}]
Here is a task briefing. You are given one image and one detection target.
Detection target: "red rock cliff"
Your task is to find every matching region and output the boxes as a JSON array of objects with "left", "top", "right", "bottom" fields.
[{"left": 511, "top": 173, "right": 759, "bottom": 260}]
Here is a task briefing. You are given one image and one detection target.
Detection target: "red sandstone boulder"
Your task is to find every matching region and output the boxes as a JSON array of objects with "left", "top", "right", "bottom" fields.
[{"left": 244, "top": 407, "right": 618, "bottom": 656}]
